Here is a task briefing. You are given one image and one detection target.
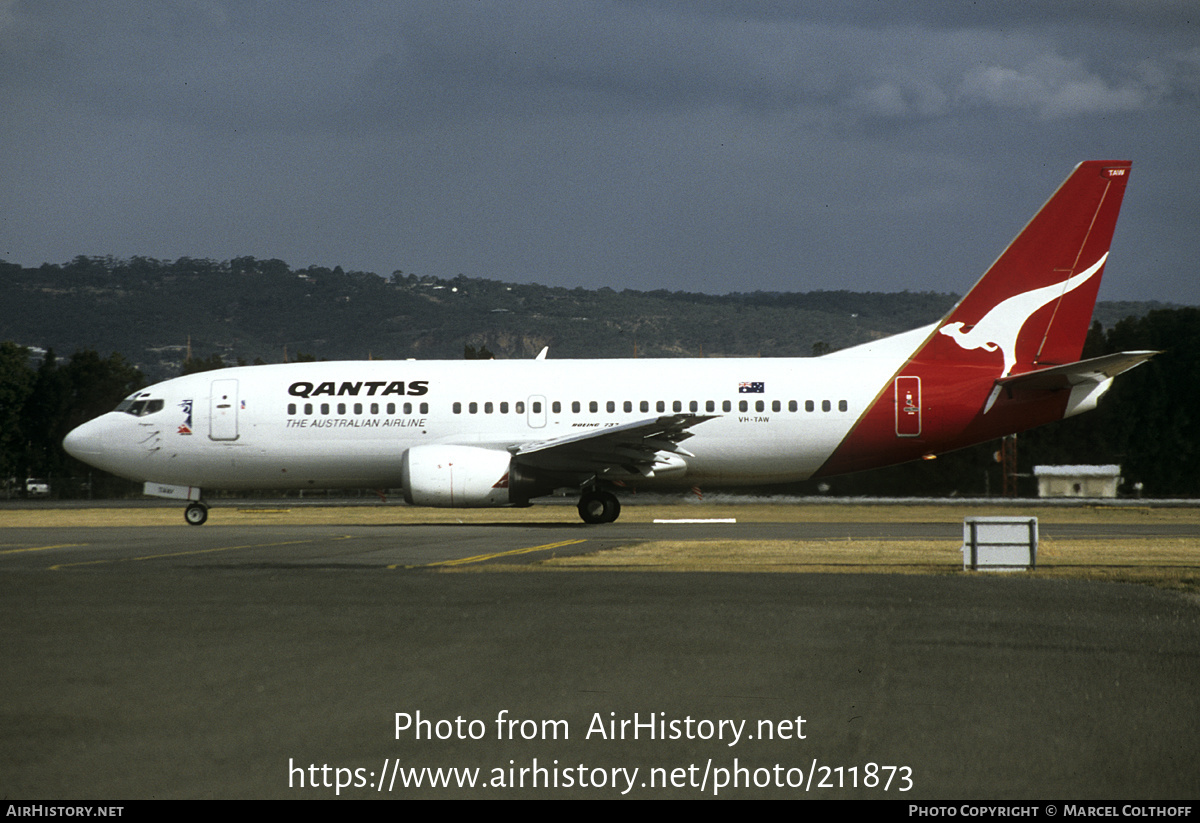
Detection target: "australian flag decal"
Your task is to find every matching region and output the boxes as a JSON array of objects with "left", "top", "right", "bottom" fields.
[
  {"left": 738, "top": 382, "right": 765, "bottom": 393},
  {"left": 178, "top": 399, "right": 193, "bottom": 435}
]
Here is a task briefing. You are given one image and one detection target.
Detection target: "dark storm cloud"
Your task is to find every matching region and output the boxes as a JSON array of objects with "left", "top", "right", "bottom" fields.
[{"left": 0, "top": 1, "right": 1196, "bottom": 302}]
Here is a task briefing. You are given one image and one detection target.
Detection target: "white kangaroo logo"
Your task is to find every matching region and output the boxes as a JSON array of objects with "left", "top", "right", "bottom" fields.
[{"left": 938, "top": 253, "right": 1107, "bottom": 377}]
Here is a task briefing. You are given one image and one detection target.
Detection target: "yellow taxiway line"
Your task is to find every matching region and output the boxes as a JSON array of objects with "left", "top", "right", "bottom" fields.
[{"left": 407, "top": 538, "right": 588, "bottom": 569}]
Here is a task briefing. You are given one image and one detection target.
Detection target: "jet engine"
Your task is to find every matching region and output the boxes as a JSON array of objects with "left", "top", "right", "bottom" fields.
[{"left": 400, "top": 445, "right": 550, "bottom": 507}]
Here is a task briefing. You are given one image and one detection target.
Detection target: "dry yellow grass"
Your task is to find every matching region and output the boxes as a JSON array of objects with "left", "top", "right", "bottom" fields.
[
  {"left": 529, "top": 534, "right": 1200, "bottom": 593},
  {"left": 541, "top": 538, "right": 962, "bottom": 573},
  {"left": 2, "top": 500, "right": 1198, "bottom": 528},
  {"left": 0, "top": 505, "right": 583, "bottom": 528}
]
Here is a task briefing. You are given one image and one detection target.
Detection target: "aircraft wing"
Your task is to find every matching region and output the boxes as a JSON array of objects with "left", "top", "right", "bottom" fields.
[{"left": 511, "top": 414, "right": 718, "bottom": 476}]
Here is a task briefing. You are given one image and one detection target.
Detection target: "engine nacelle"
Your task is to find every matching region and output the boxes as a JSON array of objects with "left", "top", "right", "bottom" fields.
[{"left": 401, "top": 445, "right": 521, "bottom": 508}]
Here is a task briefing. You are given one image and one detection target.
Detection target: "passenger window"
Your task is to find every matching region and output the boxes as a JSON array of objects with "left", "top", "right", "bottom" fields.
[
  {"left": 288, "top": 403, "right": 297, "bottom": 415},
  {"left": 354, "top": 403, "right": 363, "bottom": 414},
  {"left": 806, "top": 400, "right": 815, "bottom": 412},
  {"left": 640, "top": 401, "right": 649, "bottom": 413},
  {"left": 533, "top": 401, "right": 542, "bottom": 413},
  {"left": 453, "top": 402, "right": 462, "bottom": 414},
  {"left": 839, "top": 400, "right": 848, "bottom": 412},
  {"left": 552, "top": 401, "right": 561, "bottom": 413},
  {"left": 739, "top": 400, "right": 748, "bottom": 412},
  {"left": 606, "top": 401, "right": 615, "bottom": 413},
  {"left": 337, "top": 403, "right": 346, "bottom": 415},
  {"left": 501, "top": 402, "right": 510, "bottom": 414},
  {"left": 789, "top": 400, "right": 797, "bottom": 412},
  {"left": 572, "top": 401, "right": 580, "bottom": 413},
  {"left": 469, "top": 402, "right": 478, "bottom": 414},
  {"left": 484, "top": 402, "right": 493, "bottom": 414},
  {"left": 772, "top": 400, "right": 781, "bottom": 412},
  {"left": 516, "top": 401, "right": 525, "bottom": 414},
  {"left": 624, "top": 401, "right": 632, "bottom": 413},
  {"left": 419, "top": 403, "right": 428, "bottom": 414},
  {"left": 673, "top": 400, "right": 682, "bottom": 412},
  {"left": 755, "top": 400, "right": 765, "bottom": 412},
  {"left": 388, "top": 403, "right": 397, "bottom": 414},
  {"left": 706, "top": 400, "right": 715, "bottom": 413},
  {"left": 589, "top": 401, "right": 598, "bottom": 413},
  {"left": 722, "top": 400, "right": 731, "bottom": 412},
  {"left": 822, "top": 400, "right": 831, "bottom": 412},
  {"left": 304, "top": 403, "right": 313, "bottom": 415},
  {"left": 403, "top": 402, "right": 412, "bottom": 414},
  {"left": 371, "top": 403, "right": 379, "bottom": 414},
  {"left": 321, "top": 404, "right": 330, "bottom": 415}
]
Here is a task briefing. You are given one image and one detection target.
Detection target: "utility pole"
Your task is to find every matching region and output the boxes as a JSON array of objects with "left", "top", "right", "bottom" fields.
[{"left": 1001, "top": 434, "right": 1018, "bottom": 497}]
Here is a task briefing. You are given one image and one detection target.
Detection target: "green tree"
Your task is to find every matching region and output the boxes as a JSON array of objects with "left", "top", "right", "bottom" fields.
[
  {"left": 1103, "top": 309, "right": 1200, "bottom": 495},
  {"left": 19, "top": 348, "right": 71, "bottom": 479},
  {"left": 0, "top": 342, "right": 35, "bottom": 483},
  {"left": 1019, "top": 308, "right": 1200, "bottom": 496},
  {"left": 181, "top": 353, "right": 227, "bottom": 375}
]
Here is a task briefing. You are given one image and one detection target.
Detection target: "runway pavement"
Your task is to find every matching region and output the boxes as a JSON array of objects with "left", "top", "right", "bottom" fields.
[
  {"left": 2, "top": 511, "right": 1198, "bottom": 799},
  {"left": 5, "top": 516, "right": 1200, "bottom": 571}
]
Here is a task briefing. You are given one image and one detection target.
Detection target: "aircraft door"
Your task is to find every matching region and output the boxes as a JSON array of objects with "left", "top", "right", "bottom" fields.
[
  {"left": 894, "top": 376, "right": 921, "bottom": 437},
  {"left": 527, "top": 395, "right": 547, "bottom": 428},
  {"left": 210, "top": 379, "right": 240, "bottom": 441}
]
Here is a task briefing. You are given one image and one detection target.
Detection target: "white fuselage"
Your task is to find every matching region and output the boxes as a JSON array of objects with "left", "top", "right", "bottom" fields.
[{"left": 63, "top": 325, "right": 932, "bottom": 493}]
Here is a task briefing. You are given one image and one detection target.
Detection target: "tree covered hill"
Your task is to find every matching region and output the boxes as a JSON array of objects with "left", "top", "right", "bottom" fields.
[
  {"left": 2, "top": 255, "right": 1175, "bottom": 380},
  {"left": 0, "top": 254, "right": 1196, "bottom": 497}
]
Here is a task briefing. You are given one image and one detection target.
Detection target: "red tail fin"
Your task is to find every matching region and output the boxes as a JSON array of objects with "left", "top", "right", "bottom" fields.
[
  {"left": 816, "top": 161, "right": 1132, "bottom": 478},
  {"left": 930, "top": 160, "right": 1131, "bottom": 376}
]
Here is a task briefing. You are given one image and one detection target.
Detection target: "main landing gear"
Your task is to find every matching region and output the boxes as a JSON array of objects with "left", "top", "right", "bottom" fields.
[
  {"left": 184, "top": 501, "right": 209, "bottom": 526},
  {"left": 180, "top": 492, "right": 618, "bottom": 525},
  {"left": 577, "top": 489, "right": 621, "bottom": 524}
]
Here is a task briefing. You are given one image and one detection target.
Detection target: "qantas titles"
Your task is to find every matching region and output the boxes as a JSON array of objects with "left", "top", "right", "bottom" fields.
[{"left": 288, "top": 380, "right": 429, "bottom": 398}]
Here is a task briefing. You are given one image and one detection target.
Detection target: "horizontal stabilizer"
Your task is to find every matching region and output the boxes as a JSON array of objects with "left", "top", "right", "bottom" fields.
[
  {"left": 995, "top": 350, "right": 1158, "bottom": 391},
  {"left": 984, "top": 350, "right": 1157, "bottom": 414}
]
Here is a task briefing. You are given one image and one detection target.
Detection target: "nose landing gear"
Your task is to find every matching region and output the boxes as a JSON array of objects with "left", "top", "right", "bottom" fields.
[{"left": 184, "top": 501, "right": 209, "bottom": 526}]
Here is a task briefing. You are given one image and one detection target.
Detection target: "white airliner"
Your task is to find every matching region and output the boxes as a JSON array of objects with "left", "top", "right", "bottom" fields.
[{"left": 64, "top": 161, "right": 1154, "bottom": 525}]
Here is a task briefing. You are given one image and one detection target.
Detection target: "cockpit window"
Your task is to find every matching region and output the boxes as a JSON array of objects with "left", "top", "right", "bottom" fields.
[
  {"left": 116, "top": 394, "right": 164, "bottom": 417},
  {"left": 114, "top": 392, "right": 142, "bottom": 413}
]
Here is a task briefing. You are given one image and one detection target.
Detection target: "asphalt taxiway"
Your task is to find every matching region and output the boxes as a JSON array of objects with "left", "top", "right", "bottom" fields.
[
  {"left": 5, "top": 516, "right": 1200, "bottom": 571},
  {"left": 2, "top": 510, "right": 1198, "bottom": 799}
]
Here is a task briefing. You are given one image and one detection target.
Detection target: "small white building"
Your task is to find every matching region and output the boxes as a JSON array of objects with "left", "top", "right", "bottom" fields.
[{"left": 1033, "top": 465, "right": 1122, "bottom": 498}]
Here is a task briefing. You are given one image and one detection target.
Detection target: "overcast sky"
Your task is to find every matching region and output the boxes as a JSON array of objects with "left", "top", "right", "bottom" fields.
[{"left": 2, "top": 1, "right": 1197, "bottom": 303}]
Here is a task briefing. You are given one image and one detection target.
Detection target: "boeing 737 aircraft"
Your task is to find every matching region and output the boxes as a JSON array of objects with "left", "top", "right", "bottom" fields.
[{"left": 64, "top": 161, "right": 1154, "bottom": 525}]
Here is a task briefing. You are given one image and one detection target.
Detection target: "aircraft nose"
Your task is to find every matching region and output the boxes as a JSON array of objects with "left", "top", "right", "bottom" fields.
[{"left": 63, "top": 419, "right": 105, "bottom": 461}]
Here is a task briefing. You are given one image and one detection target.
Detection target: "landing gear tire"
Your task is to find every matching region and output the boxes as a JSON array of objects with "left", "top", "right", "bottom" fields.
[
  {"left": 184, "top": 502, "right": 209, "bottom": 526},
  {"left": 578, "top": 490, "right": 621, "bottom": 524}
]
